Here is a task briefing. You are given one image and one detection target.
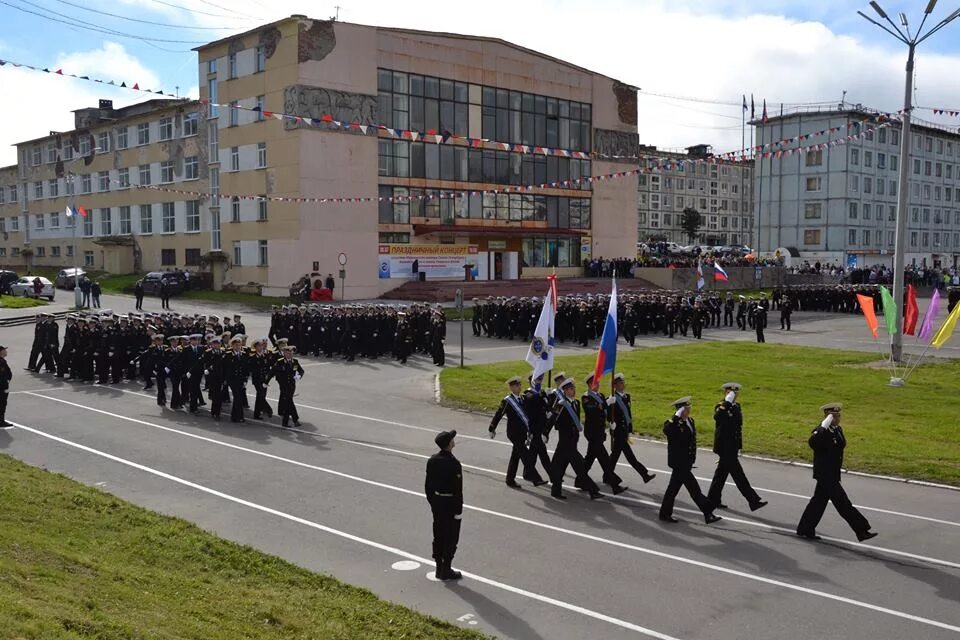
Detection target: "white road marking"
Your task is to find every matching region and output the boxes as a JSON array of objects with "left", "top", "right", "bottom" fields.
[
  {"left": 8, "top": 419, "right": 681, "bottom": 640},
  {"left": 31, "top": 385, "right": 960, "bottom": 564},
  {"left": 17, "top": 398, "right": 960, "bottom": 634},
  {"left": 391, "top": 560, "right": 420, "bottom": 571},
  {"left": 257, "top": 394, "right": 960, "bottom": 528}
]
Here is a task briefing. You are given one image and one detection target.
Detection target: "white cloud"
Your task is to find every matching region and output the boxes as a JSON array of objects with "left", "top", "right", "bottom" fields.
[
  {"left": 3, "top": 2, "right": 960, "bottom": 164},
  {"left": 0, "top": 42, "right": 162, "bottom": 166}
]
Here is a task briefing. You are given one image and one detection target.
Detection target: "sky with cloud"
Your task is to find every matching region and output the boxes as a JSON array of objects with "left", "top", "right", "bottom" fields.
[{"left": 1, "top": 0, "right": 959, "bottom": 166}]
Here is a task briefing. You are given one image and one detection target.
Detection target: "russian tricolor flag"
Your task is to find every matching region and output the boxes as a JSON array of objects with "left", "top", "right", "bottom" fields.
[
  {"left": 591, "top": 279, "right": 618, "bottom": 390},
  {"left": 714, "top": 263, "right": 729, "bottom": 282}
]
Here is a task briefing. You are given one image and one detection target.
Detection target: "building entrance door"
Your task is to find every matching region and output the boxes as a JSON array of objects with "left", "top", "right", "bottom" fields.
[{"left": 493, "top": 252, "right": 503, "bottom": 280}]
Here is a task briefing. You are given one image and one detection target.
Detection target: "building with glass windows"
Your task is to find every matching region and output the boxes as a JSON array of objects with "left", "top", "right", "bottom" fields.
[
  {"left": 637, "top": 144, "right": 753, "bottom": 246},
  {"left": 754, "top": 107, "right": 960, "bottom": 269},
  {"left": 0, "top": 99, "right": 209, "bottom": 275},
  {"left": 195, "top": 16, "right": 640, "bottom": 297}
]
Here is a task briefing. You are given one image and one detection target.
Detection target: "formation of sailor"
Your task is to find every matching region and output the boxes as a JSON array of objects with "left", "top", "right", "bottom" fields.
[
  {"left": 472, "top": 291, "right": 777, "bottom": 346},
  {"left": 268, "top": 303, "right": 446, "bottom": 366}
]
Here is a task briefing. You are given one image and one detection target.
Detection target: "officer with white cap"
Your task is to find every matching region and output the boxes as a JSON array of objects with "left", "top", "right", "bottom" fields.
[
  {"left": 659, "top": 397, "right": 722, "bottom": 524},
  {"left": 707, "top": 383, "right": 766, "bottom": 511},
  {"left": 797, "top": 403, "right": 877, "bottom": 542}
]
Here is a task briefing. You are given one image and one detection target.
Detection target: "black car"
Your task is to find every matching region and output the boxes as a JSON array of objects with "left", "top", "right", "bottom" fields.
[
  {"left": 139, "top": 271, "right": 187, "bottom": 296},
  {"left": 0, "top": 270, "right": 18, "bottom": 295}
]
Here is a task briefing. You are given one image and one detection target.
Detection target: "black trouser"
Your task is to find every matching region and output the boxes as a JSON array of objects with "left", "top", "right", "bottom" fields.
[
  {"left": 156, "top": 371, "right": 167, "bottom": 406},
  {"left": 135, "top": 294, "right": 143, "bottom": 310},
  {"left": 28, "top": 341, "right": 42, "bottom": 370},
  {"left": 0, "top": 390, "right": 8, "bottom": 423},
  {"left": 781, "top": 315, "right": 791, "bottom": 330},
  {"left": 527, "top": 430, "right": 552, "bottom": 477},
  {"left": 96, "top": 354, "right": 110, "bottom": 383},
  {"left": 737, "top": 314, "right": 746, "bottom": 330},
  {"left": 506, "top": 430, "right": 540, "bottom": 483},
  {"left": 797, "top": 480, "right": 871, "bottom": 536},
  {"left": 187, "top": 373, "right": 203, "bottom": 412},
  {"left": 692, "top": 322, "right": 703, "bottom": 339},
  {"left": 253, "top": 382, "right": 272, "bottom": 418},
  {"left": 550, "top": 440, "right": 597, "bottom": 495},
  {"left": 208, "top": 377, "right": 224, "bottom": 417},
  {"left": 278, "top": 384, "right": 298, "bottom": 424},
  {"left": 708, "top": 455, "right": 761, "bottom": 507},
  {"left": 756, "top": 326, "right": 765, "bottom": 343},
  {"left": 609, "top": 431, "right": 651, "bottom": 478},
  {"left": 431, "top": 509, "right": 462, "bottom": 564},
  {"left": 659, "top": 466, "right": 713, "bottom": 518},
  {"left": 582, "top": 439, "right": 622, "bottom": 488},
  {"left": 169, "top": 374, "right": 182, "bottom": 408},
  {"left": 724, "top": 310, "right": 733, "bottom": 327},
  {"left": 228, "top": 380, "right": 245, "bottom": 421}
]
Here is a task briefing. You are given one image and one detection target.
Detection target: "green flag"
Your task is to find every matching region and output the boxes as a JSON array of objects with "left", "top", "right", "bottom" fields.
[{"left": 879, "top": 286, "right": 897, "bottom": 336}]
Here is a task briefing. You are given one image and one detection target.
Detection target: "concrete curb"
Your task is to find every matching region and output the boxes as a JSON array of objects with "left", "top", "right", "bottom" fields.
[{"left": 438, "top": 401, "right": 960, "bottom": 493}]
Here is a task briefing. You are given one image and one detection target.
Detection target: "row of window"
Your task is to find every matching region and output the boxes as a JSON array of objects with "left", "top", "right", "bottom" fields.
[
  {"left": 638, "top": 212, "right": 753, "bottom": 231},
  {"left": 212, "top": 47, "right": 267, "bottom": 79},
  {"left": 377, "top": 186, "right": 591, "bottom": 229},
  {"left": 640, "top": 174, "right": 751, "bottom": 196},
  {"left": 0, "top": 247, "right": 220, "bottom": 268},
  {"left": 28, "top": 114, "right": 199, "bottom": 166},
  {"left": 640, "top": 161, "right": 747, "bottom": 179},
  {"left": 377, "top": 69, "right": 593, "bottom": 151},
  {"left": 7, "top": 202, "right": 199, "bottom": 236},
  {"left": 22, "top": 159, "right": 201, "bottom": 201},
  {"left": 803, "top": 228, "right": 960, "bottom": 250},
  {"left": 378, "top": 141, "right": 591, "bottom": 190},
  {"left": 846, "top": 202, "right": 960, "bottom": 226},
  {"left": 231, "top": 240, "right": 269, "bottom": 268},
  {"left": 849, "top": 148, "right": 899, "bottom": 171},
  {"left": 639, "top": 194, "right": 750, "bottom": 214},
  {"left": 521, "top": 237, "right": 583, "bottom": 268}
]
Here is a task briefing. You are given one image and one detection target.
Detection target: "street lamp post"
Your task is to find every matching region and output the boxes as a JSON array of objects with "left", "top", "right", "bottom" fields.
[{"left": 857, "top": 0, "right": 960, "bottom": 364}]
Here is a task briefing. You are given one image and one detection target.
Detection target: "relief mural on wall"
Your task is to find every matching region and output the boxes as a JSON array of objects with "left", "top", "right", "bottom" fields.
[
  {"left": 593, "top": 129, "right": 640, "bottom": 163},
  {"left": 283, "top": 85, "right": 377, "bottom": 132},
  {"left": 297, "top": 19, "right": 337, "bottom": 64}
]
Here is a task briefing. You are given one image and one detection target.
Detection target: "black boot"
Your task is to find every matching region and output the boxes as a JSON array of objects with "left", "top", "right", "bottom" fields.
[{"left": 442, "top": 557, "right": 462, "bottom": 581}]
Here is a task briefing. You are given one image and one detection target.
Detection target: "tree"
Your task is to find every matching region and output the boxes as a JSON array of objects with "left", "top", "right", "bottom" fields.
[{"left": 681, "top": 208, "right": 702, "bottom": 244}]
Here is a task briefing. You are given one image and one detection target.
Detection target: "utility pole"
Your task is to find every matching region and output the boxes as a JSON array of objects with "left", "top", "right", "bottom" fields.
[{"left": 858, "top": 0, "right": 960, "bottom": 366}]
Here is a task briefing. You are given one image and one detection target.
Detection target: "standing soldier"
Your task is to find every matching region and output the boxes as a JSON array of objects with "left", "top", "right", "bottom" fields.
[
  {"left": 271, "top": 345, "right": 304, "bottom": 427},
  {"left": 754, "top": 303, "right": 767, "bottom": 343},
  {"left": 658, "top": 397, "right": 722, "bottom": 524},
  {"left": 0, "top": 344, "right": 11, "bottom": 426},
  {"left": 26, "top": 314, "right": 44, "bottom": 372},
  {"left": 580, "top": 373, "right": 626, "bottom": 494},
  {"left": 202, "top": 337, "right": 225, "bottom": 420},
  {"left": 424, "top": 430, "right": 463, "bottom": 581},
  {"left": 547, "top": 377, "right": 601, "bottom": 501},
  {"left": 250, "top": 338, "right": 274, "bottom": 420},
  {"left": 134, "top": 279, "right": 144, "bottom": 310},
  {"left": 723, "top": 293, "right": 735, "bottom": 327},
  {"left": 522, "top": 374, "right": 552, "bottom": 480},
  {"left": 608, "top": 373, "right": 656, "bottom": 484},
  {"left": 149, "top": 334, "right": 168, "bottom": 407},
  {"left": 780, "top": 294, "right": 794, "bottom": 331},
  {"left": 489, "top": 376, "right": 545, "bottom": 488},
  {"left": 224, "top": 336, "right": 249, "bottom": 423},
  {"left": 797, "top": 403, "right": 878, "bottom": 542},
  {"left": 707, "top": 383, "right": 767, "bottom": 511},
  {"left": 181, "top": 334, "right": 205, "bottom": 413}
]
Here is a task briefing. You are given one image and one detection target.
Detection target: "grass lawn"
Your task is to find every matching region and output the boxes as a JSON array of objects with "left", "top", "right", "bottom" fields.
[
  {"left": 0, "top": 295, "right": 48, "bottom": 309},
  {"left": 0, "top": 454, "right": 486, "bottom": 640},
  {"left": 95, "top": 273, "right": 141, "bottom": 295},
  {"left": 181, "top": 289, "right": 288, "bottom": 310},
  {"left": 440, "top": 342, "right": 960, "bottom": 485}
]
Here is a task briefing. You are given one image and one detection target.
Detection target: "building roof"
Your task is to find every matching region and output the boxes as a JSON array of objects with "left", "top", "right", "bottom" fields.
[
  {"left": 14, "top": 98, "right": 197, "bottom": 147},
  {"left": 752, "top": 106, "right": 960, "bottom": 139},
  {"left": 195, "top": 17, "right": 637, "bottom": 89}
]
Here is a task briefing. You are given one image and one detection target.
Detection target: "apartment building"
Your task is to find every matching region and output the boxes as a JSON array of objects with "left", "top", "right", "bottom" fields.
[
  {"left": 637, "top": 144, "right": 754, "bottom": 246},
  {"left": 755, "top": 107, "right": 960, "bottom": 269},
  {"left": 198, "top": 16, "right": 639, "bottom": 298},
  {"left": 0, "top": 99, "right": 210, "bottom": 275}
]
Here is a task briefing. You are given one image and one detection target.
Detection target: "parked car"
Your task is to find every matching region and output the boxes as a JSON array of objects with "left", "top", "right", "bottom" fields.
[
  {"left": 0, "top": 270, "right": 18, "bottom": 295},
  {"left": 55, "top": 267, "right": 86, "bottom": 289},
  {"left": 10, "top": 276, "right": 55, "bottom": 300},
  {"left": 139, "top": 271, "right": 187, "bottom": 296}
]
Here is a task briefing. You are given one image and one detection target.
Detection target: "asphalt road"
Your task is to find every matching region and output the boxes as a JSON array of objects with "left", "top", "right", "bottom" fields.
[{"left": 1, "top": 299, "right": 958, "bottom": 640}]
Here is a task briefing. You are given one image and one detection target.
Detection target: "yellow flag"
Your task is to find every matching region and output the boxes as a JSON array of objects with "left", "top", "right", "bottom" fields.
[{"left": 931, "top": 302, "right": 960, "bottom": 349}]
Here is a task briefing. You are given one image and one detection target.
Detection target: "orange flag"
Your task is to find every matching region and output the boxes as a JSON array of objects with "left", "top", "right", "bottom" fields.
[{"left": 857, "top": 294, "right": 879, "bottom": 339}]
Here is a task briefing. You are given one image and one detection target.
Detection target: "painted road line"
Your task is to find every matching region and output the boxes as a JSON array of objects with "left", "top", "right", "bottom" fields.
[
  {"left": 19, "top": 396, "right": 960, "bottom": 633},
  {"left": 8, "top": 419, "right": 681, "bottom": 640}
]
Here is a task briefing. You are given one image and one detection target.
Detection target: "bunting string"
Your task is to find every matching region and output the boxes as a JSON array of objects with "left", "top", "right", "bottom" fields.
[
  {"left": 82, "top": 120, "right": 884, "bottom": 206},
  {"left": 0, "top": 54, "right": 909, "bottom": 165}
]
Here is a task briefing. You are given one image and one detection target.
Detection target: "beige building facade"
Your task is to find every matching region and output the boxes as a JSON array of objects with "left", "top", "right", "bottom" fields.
[
  {"left": 198, "top": 17, "right": 639, "bottom": 298},
  {"left": 0, "top": 99, "right": 210, "bottom": 276},
  {"left": 2, "top": 17, "right": 640, "bottom": 299}
]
